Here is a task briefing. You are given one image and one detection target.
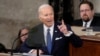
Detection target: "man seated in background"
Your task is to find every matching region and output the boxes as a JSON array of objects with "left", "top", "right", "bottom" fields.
[{"left": 72, "top": 1, "right": 100, "bottom": 28}]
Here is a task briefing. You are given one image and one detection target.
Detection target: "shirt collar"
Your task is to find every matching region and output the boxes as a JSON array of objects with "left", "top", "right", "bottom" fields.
[
  {"left": 43, "top": 24, "right": 54, "bottom": 31},
  {"left": 83, "top": 18, "right": 93, "bottom": 27}
]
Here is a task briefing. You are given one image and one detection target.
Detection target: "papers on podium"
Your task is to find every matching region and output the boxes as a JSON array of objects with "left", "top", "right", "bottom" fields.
[{"left": 0, "top": 53, "right": 53, "bottom": 56}]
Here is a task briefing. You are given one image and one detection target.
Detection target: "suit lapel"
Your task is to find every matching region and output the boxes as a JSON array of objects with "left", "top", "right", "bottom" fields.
[
  {"left": 80, "top": 20, "right": 83, "bottom": 26},
  {"left": 38, "top": 24, "right": 49, "bottom": 54},
  {"left": 51, "top": 23, "right": 61, "bottom": 54}
]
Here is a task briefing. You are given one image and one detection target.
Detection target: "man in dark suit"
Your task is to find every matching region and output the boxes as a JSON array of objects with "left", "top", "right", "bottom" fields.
[
  {"left": 20, "top": 4, "right": 82, "bottom": 56},
  {"left": 72, "top": 1, "right": 100, "bottom": 27}
]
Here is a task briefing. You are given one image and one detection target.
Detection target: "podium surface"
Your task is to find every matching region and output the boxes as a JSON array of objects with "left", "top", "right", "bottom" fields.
[{"left": 0, "top": 53, "right": 52, "bottom": 56}]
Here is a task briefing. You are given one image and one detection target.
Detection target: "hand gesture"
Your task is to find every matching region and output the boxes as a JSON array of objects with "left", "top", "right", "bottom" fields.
[{"left": 57, "top": 20, "right": 69, "bottom": 35}]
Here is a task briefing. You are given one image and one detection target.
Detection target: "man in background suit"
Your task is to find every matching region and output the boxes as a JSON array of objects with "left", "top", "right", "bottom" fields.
[
  {"left": 20, "top": 4, "right": 83, "bottom": 56},
  {"left": 72, "top": 1, "right": 100, "bottom": 28}
]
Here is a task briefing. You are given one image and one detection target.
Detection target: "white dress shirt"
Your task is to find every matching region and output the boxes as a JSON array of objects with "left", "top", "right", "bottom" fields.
[
  {"left": 83, "top": 19, "right": 93, "bottom": 28},
  {"left": 43, "top": 24, "right": 54, "bottom": 46}
]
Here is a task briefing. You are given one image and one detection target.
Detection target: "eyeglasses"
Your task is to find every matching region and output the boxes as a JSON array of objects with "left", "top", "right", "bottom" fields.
[
  {"left": 80, "top": 9, "right": 91, "bottom": 13},
  {"left": 20, "top": 33, "right": 28, "bottom": 37}
]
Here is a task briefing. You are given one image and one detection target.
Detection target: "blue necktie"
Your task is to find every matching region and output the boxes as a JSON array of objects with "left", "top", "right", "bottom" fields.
[{"left": 47, "top": 29, "right": 52, "bottom": 54}]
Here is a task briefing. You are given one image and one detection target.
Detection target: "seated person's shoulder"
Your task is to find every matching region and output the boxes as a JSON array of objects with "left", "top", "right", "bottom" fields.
[
  {"left": 72, "top": 19, "right": 82, "bottom": 26},
  {"left": 29, "top": 24, "right": 42, "bottom": 33},
  {"left": 94, "top": 16, "right": 100, "bottom": 20},
  {"left": 0, "top": 43, "right": 7, "bottom": 53}
]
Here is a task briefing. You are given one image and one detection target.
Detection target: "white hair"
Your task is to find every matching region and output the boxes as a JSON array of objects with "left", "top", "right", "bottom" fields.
[{"left": 38, "top": 4, "right": 53, "bottom": 13}]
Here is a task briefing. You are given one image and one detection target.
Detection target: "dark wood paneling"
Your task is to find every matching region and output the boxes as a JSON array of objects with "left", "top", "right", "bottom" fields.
[{"left": 69, "top": 36, "right": 100, "bottom": 56}]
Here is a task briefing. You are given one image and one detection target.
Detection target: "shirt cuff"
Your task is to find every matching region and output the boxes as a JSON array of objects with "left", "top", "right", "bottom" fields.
[{"left": 64, "top": 31, "right": 73, "bottom": 37}]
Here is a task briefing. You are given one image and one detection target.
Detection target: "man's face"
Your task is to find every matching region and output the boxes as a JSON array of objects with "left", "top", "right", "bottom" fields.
[
  {"left": 80, "top": 4, "right": 94, "bottom": 22},
  {"left": 39, "top": 6, "right": 54, "bottom": 27}
]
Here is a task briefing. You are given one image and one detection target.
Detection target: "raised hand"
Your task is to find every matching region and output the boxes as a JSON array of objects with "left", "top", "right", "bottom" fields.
[{"left": 57, "top": 20, "right": 69, "bottom": 35}]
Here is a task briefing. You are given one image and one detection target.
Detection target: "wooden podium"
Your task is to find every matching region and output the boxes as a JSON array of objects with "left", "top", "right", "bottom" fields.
[{"left": 70, "top": 26, "right": 100, "bottom": 56}]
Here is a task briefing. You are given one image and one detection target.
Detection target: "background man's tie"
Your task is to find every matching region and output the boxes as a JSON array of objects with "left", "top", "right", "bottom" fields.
[
  {"left": 47, "top": 29, "right": 52, "bottom": 54},
  {"left": 85, "top": 22, "right": 87, "bottom": 28}
]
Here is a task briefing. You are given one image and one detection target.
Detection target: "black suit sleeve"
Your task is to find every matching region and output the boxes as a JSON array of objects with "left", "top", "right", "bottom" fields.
[
  {"left": 66, "top": 25, "right": 83, "bottom": 47},
  {"left": 69, "top": 33, "right": 83, "bottom": 47}
]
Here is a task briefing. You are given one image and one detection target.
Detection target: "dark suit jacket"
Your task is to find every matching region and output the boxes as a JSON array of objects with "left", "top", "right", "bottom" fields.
[
  {"left": 72, "top": 16, "right": 100, "bottom": 27},
  {"left": 20, "top": 22, "right": 83, "bottom": 56}
]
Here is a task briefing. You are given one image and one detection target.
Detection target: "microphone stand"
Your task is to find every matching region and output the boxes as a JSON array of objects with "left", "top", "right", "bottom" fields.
[
  {"left": 11, "top": 37, "right": 18, "bottom": 56},
  {"left": 37, "top": 47, "right": 39, "bottom": 56},
  {"left": 34, "top": 44, "right": 42, "bottom": 56}
]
